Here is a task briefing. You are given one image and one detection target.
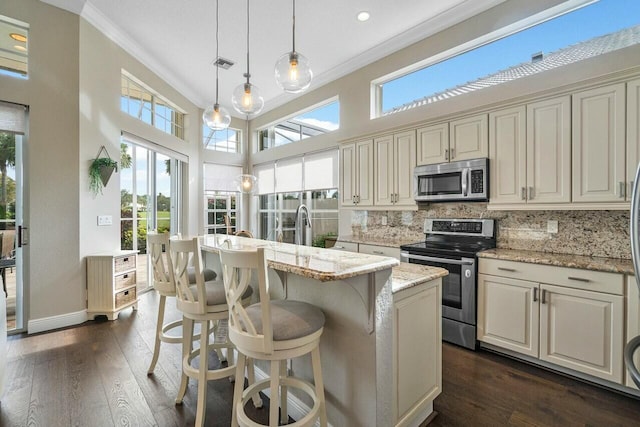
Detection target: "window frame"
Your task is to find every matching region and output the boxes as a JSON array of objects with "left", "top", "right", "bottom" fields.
[
  {"left": 204, "top": 191, "right": 239, "bottom": 235},
  {"left": 203, "top": 125, "right": 242, "bottom": 153}
]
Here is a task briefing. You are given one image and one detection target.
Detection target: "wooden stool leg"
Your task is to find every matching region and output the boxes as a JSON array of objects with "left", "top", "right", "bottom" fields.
[
  {"left": 147, "top": 294, "right": 166, "bottom": 375},
  {"left": 246, "top": 358, "right": 263, "bottom": 408},
  {"left": 280, "top": 359, "right": 288, "bottom": 424},
  {"left": 231, "top": 352, "right": 247, "bottom": 427},
  {"left": 175, "top": 316, "right": 194, "bottom": 404},
  {"left": 194, "top": 319, "right": 210, "bottom": 427},
  {"left": 269, "top": 361, "right": 280, "bottom": 427},
  {"left": 311, "top": 346, "right": 327, "bottom": 427}
]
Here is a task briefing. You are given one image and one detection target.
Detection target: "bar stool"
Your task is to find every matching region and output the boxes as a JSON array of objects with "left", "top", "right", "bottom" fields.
[
  {"left": 146, "top": 231, "right": 217, "bottom": 375},
  {"left": 219, "top": 246, "right": 327, "bottom": 427},
  {"left": 170, "top": 237, "right": 256, "bottom": 427}
]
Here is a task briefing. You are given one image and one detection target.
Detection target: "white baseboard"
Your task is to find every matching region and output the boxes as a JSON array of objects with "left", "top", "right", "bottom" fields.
[
  {"left": 252, "top": 365, "right": 333, "bottom": 427},
  {"left": 27, "top": 309, "right": 88, "bottom": 334}
]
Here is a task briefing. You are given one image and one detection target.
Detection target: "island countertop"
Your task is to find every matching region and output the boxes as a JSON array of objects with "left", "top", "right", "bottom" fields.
[{"left": 200, "top": 235, "right": 399, "bottom": 282}]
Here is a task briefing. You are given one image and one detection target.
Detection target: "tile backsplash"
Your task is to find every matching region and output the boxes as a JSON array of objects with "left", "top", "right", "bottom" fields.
[{"left": 348, "top": 203, "right": 631, "bottom": 259}]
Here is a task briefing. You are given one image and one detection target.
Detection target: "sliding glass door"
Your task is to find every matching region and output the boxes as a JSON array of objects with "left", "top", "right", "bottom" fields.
[{"left": 120, "top": 139, "right": 181, "bottom": 293}]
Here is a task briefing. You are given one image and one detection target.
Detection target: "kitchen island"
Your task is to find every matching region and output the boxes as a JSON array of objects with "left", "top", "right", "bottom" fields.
[{"left": 201, "top": 235, "right": 447, "bottom": 427}]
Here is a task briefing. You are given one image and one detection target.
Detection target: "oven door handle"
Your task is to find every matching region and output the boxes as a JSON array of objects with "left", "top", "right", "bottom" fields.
[{"left": 400, "top": 252, "right": 474, "bottom": 265}]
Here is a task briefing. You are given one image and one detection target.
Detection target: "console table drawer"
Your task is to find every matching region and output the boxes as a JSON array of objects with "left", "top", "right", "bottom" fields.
[
  {"left": 114, "top": 255, "right": 136, "bottom": 273},
  {"left": 114, "top": 272, "right": 136, "bottom": 290}
]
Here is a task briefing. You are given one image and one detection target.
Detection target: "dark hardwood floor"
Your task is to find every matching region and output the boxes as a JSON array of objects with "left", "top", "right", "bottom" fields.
[{"left": 2, "top": 290, "right": 640, "bottom": 426}]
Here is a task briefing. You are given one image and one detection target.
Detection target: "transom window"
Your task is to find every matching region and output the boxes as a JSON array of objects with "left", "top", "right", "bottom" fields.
[
  {"left": 204, "top": 192, "right": 238, "bottom": 235},
  {"left": 121, "top": 71, "right": 185, "bottom": 139},
  {"left": 258, "top": 99, "right": 339, "bottom": 151},
  {"left": 203, "top": 125, "right": 241, "bottom": 153},
  {"left": 0, "top": 15, "right": 28, "bottom": 78},
  {"left": 373, "top": 0, "right": 640, "bottom": 117}
]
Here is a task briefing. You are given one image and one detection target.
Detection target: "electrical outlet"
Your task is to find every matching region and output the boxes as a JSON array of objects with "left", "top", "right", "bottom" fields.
[
  {"left": 97, "top": 215, "right": 113, "bottom": 226},
  {"left": 547, "top": 220, "right": 559, "bottom": 234}
]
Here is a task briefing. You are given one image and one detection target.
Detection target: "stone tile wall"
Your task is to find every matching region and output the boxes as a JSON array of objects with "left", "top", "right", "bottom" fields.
[{"left": 349, "top": 204, "right": 630, "bottom": 259}]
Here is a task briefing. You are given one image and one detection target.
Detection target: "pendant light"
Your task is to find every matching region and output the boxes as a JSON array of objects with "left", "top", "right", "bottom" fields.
[
  {"left": 232, "top": 0, "right": 264, "bottom": 115},
  {"left": 235, "top": 115, "right": 258, "bottom": 194},
  {"left": 274, "top": 0, "right": 312, "bottom": 93},
  {"left": 203, "top": 0, "right": 231, "bottom": 130}
]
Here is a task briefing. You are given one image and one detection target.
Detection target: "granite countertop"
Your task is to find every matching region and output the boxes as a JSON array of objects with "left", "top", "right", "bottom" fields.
[
  {"left": 478, "top": 248, "right": 634, "bottom": 275},
  {"left": 391, "top": 263, "right": 448, "bottom": 293},
  {"left": 201, "top": 235, "right": 399, "bottom": 282},
  {"left": 335, "top": 235, "right": 419, "bottom": 249}
]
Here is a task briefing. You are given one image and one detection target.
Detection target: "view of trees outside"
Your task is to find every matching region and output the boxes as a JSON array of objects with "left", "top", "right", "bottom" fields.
[{"left": 0, "top": 132, "right": 16, "bottom": 232}]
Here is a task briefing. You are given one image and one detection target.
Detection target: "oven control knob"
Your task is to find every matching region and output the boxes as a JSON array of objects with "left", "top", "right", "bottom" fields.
[{"left": 465, "top": 270, "right": 472, "bottom": 278}]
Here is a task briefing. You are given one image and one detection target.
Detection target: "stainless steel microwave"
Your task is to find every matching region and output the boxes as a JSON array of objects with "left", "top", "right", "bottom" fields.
[{"left": 414, "top": 158, "right": 489, "bottom": 202}]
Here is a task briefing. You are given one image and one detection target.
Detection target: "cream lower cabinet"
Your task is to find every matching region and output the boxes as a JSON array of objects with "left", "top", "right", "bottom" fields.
[
  {"left": 393, "top": 278, "right": 441, "bottom": 427},
  {"left": 626, "top": 275, "right": 640, "bottom": 389},
  {"left": 478, "top": 258, "right": 624, "bottom": 384}
]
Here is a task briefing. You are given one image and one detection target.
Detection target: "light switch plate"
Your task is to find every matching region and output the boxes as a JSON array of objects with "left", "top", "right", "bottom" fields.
[
  {"left": 547, "top": 220, "right": 559, "bottom": 234},
  {"left": 97, "top": 215, "right": 113, "bottom": 226}
]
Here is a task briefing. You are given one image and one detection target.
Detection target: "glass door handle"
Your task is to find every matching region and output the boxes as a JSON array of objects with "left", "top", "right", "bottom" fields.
[{"left": 18, "top": 225, "right": 28, "bottom": 247}]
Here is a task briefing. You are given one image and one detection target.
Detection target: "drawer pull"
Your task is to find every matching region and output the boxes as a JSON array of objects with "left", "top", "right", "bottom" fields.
[
  {"left": 568, "top": 276, "right": 591, "bottom": 283},
  {"left": 497, "top": 267, "right": 516, "bottom": 272},
  {"left": 123, "top": 274, "right": 128, "bottom": 279},
  {"left": 372, "top": 251, "right": 384, "bottom": 255},
  {"left": 335, "top": 246, "right": 344, "bottom": 249},
  {"left": 533, "top": 288, "right": 538, "bottom": 302}
]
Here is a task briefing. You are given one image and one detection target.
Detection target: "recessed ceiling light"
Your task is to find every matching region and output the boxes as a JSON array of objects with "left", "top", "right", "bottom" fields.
[
  {"left": 357, "top": 11, "right": 370, "bottom": 22},
  {"left": 9, "top": 33, "right": 27, "bottom": 43},
  {"left": 14, "top": 45, "right": 27, "bottom": 52}
]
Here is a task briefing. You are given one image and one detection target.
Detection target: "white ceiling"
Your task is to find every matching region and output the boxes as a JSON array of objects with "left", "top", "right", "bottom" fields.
[{"left": 39, "top": 0, "right": 505, "bottom": 117}]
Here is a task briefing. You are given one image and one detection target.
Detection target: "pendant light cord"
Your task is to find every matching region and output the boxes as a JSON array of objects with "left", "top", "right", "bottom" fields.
[
  {"left": 246, "top": 0, "right": 250, "bottom": 84},
  {"left": 215, "top": 0, "right": 220, "bottom": 105},
  {"left": 292, "top": 0, "right": 296, "bottom": 53}
]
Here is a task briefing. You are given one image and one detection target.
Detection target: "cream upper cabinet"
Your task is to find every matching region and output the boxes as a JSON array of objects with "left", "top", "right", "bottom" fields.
[
  {"left": 626, "top": 276, "right": 640, "bottom": 389},
  {"left": 450, "top": 114, "right": 488, "bottom": 162},
  {"left": 489, "top": 106, "right": 527, "bottom": 204},
  {"left": 340, "top": 139, "right": 374, "bottom": 207},
  {"left": 627, "top": 79, "right": 640, "bottom": 201},
  {"left": 374, "top": 130, "right": 416, "bottom": 207},
  {"left": 489, "top": 97, "right": 571, "bottom": 206},
  {"left": 478, "top": 258, "right": 624, "bottom": 384},
  {"left": 417, "top": 123, "right": 449, "bottom": 165},
  {"left": 477, "top": 273, "right": 539, "bottom": 357},
  {"left": 572, "top": 83, "right": 626, "bottom": 203}
]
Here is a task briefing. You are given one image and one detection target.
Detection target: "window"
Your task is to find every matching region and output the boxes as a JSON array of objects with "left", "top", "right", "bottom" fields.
[
  {"left": 203, "top": 163, "right": 242, "bottom": 234},
  {"left": 255, "top": 150, "right": 339, "bottom": 246},
  {"left": 374, "top": 0, "right": 640, "bottom": 117},
  {"left": 203, "top": 125, "right": 241, "bottom": 153},
  {"left": 0, "top": 15, "right": 28, "bottom": 78},
  {"left": 121, "top": 71, "right": 185, "bottom": 139},
  {"left": 258, "top": 99, "right": 339, "bottom": 151}
]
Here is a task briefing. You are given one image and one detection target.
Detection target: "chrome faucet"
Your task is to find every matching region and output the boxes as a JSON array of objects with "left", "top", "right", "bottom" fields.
[{"left": 294, "top": 204, "right": 311, "bottom": 245}]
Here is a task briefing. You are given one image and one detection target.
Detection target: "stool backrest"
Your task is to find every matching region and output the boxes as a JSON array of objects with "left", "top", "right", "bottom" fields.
[
  {"left": 147, "top": 231, "right": 175, "bottom": 294},
  {"left": 169, "top": 237, "right": 207, "bottom": 316},
  {"left": 219, "top": 246, "right": 273, "bottom": 354}
]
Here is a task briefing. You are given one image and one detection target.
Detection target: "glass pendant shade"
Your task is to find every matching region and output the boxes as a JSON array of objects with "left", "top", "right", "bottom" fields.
[
  {"left": 234, "top": 174, "right": 258, "bottom": 194},
  {"left": 275, "top": 51, "right": 312, "bottom": 93},
  {"left": 231, "top": 82, "right": 264, "bottom": 115},
  {"left": 203, "top": 103, "right": 231, "bottom": 131}
]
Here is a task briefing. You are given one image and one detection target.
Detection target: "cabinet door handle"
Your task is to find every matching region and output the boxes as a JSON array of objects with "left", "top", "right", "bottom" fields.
[
  {"left": 533, "top": 287, "right": 538, "bottom": 302},
  {"left": 450, "top": 148, "right": 455, "bottom": 159},
  {"left": 357, "top": 195, "right": 361, "bottom": 204},
  {"left": 521, "top": 187, "right": 527, "bottom": 200},
  {"left": 445, "top": 148, "right": 449, "bottom": 161},
  {"left": 541, "top": 289, "right": 547, "bottom": 304},
  {"left": 497, "top": 267, "right": 516, "bottom": 272},
  {"left": 334, "top": 246, "right": 345, "bottom": 249},
  {"left": 568, "top": 276, "right": 591, "bottom": 283},
  {"left": 528, "top": 186, "right": 534, "bottom": 200},
  {"left": 372, "top": 250, "right": 384, "bottom": 255},
  {"left": 619, "top": 181, "right": 626, "bottom": 199}
]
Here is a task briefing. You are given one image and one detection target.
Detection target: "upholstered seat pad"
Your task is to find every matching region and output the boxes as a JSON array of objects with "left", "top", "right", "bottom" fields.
[
  {"left": 188, "top": 281, "right": 252, "bottom": 306},
  {"left": 187, "top": 266, "right": 216, "bottom": 283},
  {"left": 245, "top": 300, "right": 325, "bottom": 341}
]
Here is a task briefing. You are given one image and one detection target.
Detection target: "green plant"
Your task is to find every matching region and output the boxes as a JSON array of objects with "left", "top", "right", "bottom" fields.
[
  {"left": 89, "top": 156, "right": 118, "bottom": 196},
  {"left": 312, "top": 231, "right": 337, "bottom": 248}
]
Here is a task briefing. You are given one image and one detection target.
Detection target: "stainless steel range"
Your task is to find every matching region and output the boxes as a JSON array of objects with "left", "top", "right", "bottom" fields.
[{"left": 400, "top": 219, "right": 496, "bottom": 350}]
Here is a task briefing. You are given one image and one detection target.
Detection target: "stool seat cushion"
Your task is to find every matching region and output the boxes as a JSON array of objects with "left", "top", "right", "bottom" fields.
[
  {"left": 188, "top": 281, "right": 252, "bottom": 306},
  {"left": 187, "top": 267, "right": 216, "bottom": 283},
  {"left": 245, "top": 300, "right": 325, "bottom": 341}
]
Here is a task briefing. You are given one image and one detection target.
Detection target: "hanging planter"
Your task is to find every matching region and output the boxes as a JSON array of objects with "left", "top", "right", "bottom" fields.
[{"left": 89, "top": 145, "right": 118, "bottom": 196}]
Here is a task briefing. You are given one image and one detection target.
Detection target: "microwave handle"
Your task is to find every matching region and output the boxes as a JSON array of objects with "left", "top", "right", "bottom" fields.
[{"left": 462, "top": 168, "right": 469, "bottom": 197}]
